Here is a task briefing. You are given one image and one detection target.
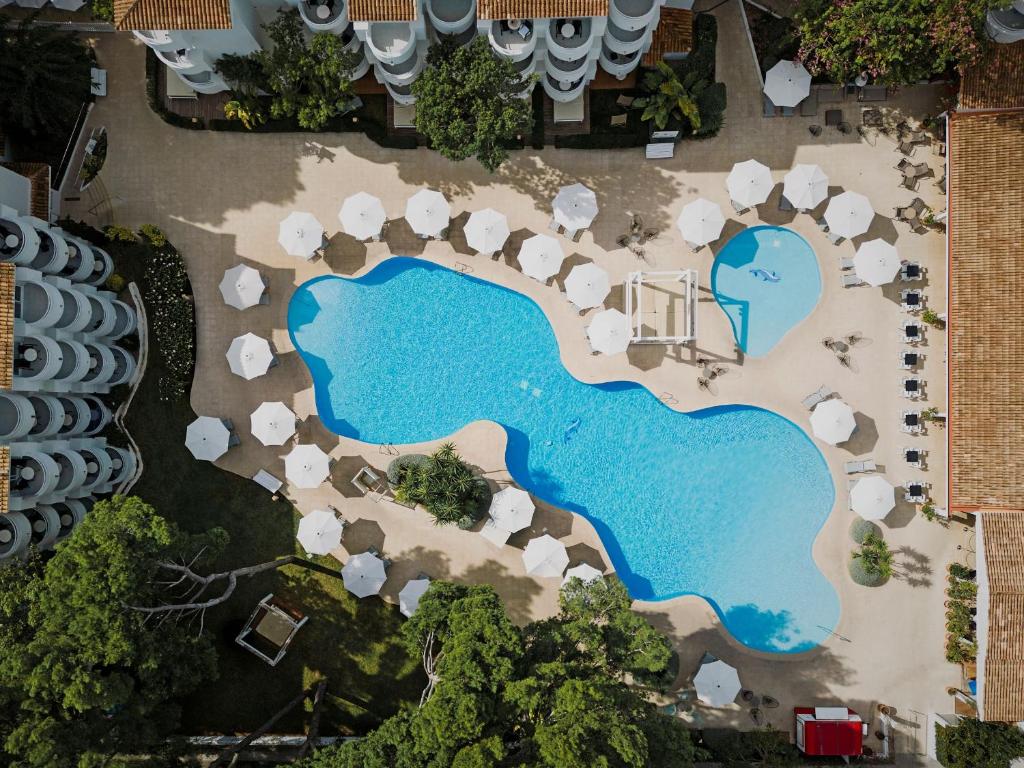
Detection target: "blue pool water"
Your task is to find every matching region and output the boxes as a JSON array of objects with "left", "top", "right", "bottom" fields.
[
  {"left": 711, "top": 226, "right": 822, "bottom": 357},
  {"left": 289, "top": 258, "right": 839, "bottom": 653}
]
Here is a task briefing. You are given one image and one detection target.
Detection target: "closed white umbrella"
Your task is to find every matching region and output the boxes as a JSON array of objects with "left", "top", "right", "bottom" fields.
[
  {"left": 226, "top": 333, "right": 275, "bottom": 380},
  {"left": 339, "top": 192, "right": 386, "bottom": 241},
  {"left": 850, "top": 475, "right": 896, "bottom": 521},
  {"left": 185, "top": 416, "right": 231, "bottom": 462},
  {"left": 824, "top": 191, "right": 875, "bottom": 240},
  {"left": 564, "top": 263, "right": 610, "bottom": 310},
  {"left": 488, "top": 487, "right": 534, "bottom": 533},
  {"left": 810, "top": 399, "right": 857, "bottom": 445},
  {"left": 219, "top": 264, "right": 266, "bottom": 310},
  {"left": 518, "top": 234, "right": 565, "bottom": 281},
  {"left": 676, "top": 198, "right": 725, "bottom": 247},
  {"left": 278, "top": 211, "right": 324, "bottom": 259},
  {"left": 763, "top": 60, "right": 811, "bottom": 108},
  {"left": 399, "top": 577, "right": 431, "bottom": 617},
  {"left": 522, "top": 534, "right": 569, "bottom": 578},
  {"left": 250, "top": 401, "right": 296, "bottom": 446},
  {"left": 783, "top": 164, "right": 829, "bottom": 210},
  {"left": 561, "top": 563, "right": 604, "bottom": 588},
  {"left": 284, "top": 444, "right": 331, "bottom": 488},
  {"left": 296, "top": 509, "right": 345, "bottom": 555},
  {"left": 405, "top": 189, "right": 450, "bottom": 238},
  {"left": 853, "top": 239, "right": 900, "bottom": 287},
  {"left": 342, "top": 551, "right": 387, "bottom": 598},
  {"left": 464, "top": 209, "right": 510, "bottom": 254},
  {"left": 726, "top": 159, "right": 774, "bottom": 208},
  {"left": 587, "top": 308, "right": 631, "bottom": 355},
  {"left": 553, "top": 183, "right": 599, "bottom": 230},
  {"left": 694, "top": 658, "right": 742, "bottom": 707}
]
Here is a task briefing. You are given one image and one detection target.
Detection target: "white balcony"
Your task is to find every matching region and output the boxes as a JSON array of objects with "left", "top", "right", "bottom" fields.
[
  {"left": 26, "top": 229, "right": 70, "bottom": 275},
  {"left": 609, "top": 0, "right": 656, "bottom": 32},
  {"left": 81, "top": 395, "right": 112, "bottom": 436},
  {"left": 76, "top": 445, "right": 114, "bottom": 495},
  {"left": 54, "top": 339, "right": 92, "bottom": 386},
  {"left": 0, "top": 216, "right": 40, "bottom": 267},
  {"left": 987, "top": 5, "right": 1024, "bottom": 42},
  {"left": 546, "top": 52, "right": 590, "bottom": 83},
  {"left": 0, "top": 392, "right": 36, "bottom": 441},
  {"left": 48, "top": 447, "right": 89, "bottom": 501},
  {"left": 384, "top": 79, "right": 417, "bottom": 105},
  {"left": 109, "top": 300, "right": 137, "bottom": 339},
  {"left": 299, "top": 0, "right": 349, "bottom": 33},
  {"left": 9, "top": 449, "right": 61, "bottom": 510},
  {"left": 599, "top": 44, "right": 641, "bottom": 78},
  {"left": 546, "top": 18, "right": 592, "bottom": 62},
  {"left": 366, "top": 22, "right": 417, "bottom": 66},
  {"left": 23, "top": 506, "right": 61, "bottom": 550},
  {"left": 488, "top": 20, "right": 537, "bottom": 61},
  {"left": 86, "top": 245, "right": 113, "bottom": 287},
  {"left": 0, "top": 511, "right": 31, "bottom": 562},
  {"left": 84, "top": 295, "right": 118, "bottom": 339},
  {"left": 107, "top": 346, "right": 136, "bottom": 387},
  {"left": 133, "top": 30, "right": 178, "bottom": 50},
  {"left": 15, "top": 277, "right": 64, "bottom": 330},
  {"left": 60, "top": 236, "right": 97, "bottom": 284},
  {"left": 177, "top": 69, "right": 228, "bottom": 95},
  {"left": 426, "top": 0, "right": 475, "bottom": 34},
  {"left": 603, "top": 19, "right": 646, "bottom": 55},
  {"left": 26, "top": 394, "right": 64, "bottom": 439},
  {"left": 53, "top": 286, "right": 92, "bottom": 334},
  {"left": 80, "top": 343, "right": 118, "bottom": 388},
  {"left": 375, "top": 48, "right": 425, "bottom": 86},
  {"left": 543, "top": 72, "right": 586, "bottom": 102},
  {"left": 106, "top": 445, "right": 137, "bottom": 486},
  {"left": 50, "top": 498, "right": 89, "bottom": 543},
  {"left": 14, "top": 334, "right": 63, "bottom": 386},
  {"left": 154, "top": 46, "right": 209, "bottom": 75},
  {"left": 56, "top": 394, "right": 92, "bottom": 437}
]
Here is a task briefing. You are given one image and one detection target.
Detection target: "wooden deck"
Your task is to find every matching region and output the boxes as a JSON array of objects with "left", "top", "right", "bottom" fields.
[
  {"left": 160, "top": 65, "right": 231, "bottom": 123},
  {"left": 543, "top": 90, "right": 591, "bottom": 138}
]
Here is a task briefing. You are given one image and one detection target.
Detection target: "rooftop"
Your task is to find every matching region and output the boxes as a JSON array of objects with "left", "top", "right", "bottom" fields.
[
  {"left": 113, "top": 0, "right": 233, "bottom": 31},
  {"left": 0, "top": 162, "right": 51, "bottom": 222},
  {"left": 958, "top": 40, "right": 1024, "bottom": 111},
  {"left": 980, "top": 512, "right": 1024, "bottom": 722},
  {"left": 348, "top": 0, "right": 417, "bottom": 21},
  {"left": 642, "top": 8, "right": 693, "bottom": 66},
  {"left": 476, "top": 0, "right": 607, "bottom": 20},
  {"left": 0, "top": 264, "right": 13, "bottom": 393}
]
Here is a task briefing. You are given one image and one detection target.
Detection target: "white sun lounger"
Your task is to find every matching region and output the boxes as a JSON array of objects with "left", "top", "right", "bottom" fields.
[
  {"left": 253, "top": 469, "right": 283, "bottom": 494},
  {"left": 844, "top": 459, "right": 876, "bottom": 474},
  {"left": 480, "top": 518, "right": 512, "bottom": 547},
  {"left": 802, "top": 385, "right": 831, "bottom": 410}
]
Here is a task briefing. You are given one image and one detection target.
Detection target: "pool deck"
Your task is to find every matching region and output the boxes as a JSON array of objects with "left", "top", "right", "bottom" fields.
[{"left": 68, "top": 3, "right": 962, "bottom": 756}]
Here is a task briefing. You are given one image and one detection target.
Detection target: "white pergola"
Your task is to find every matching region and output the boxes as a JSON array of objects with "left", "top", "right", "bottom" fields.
[{"left": 624, "top": 270, "right": 699, "bottom": 344}]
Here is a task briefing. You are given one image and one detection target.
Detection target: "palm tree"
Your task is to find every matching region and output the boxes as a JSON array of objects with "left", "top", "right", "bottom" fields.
[
  {"left": 0, "top": 16, "right": 93, "bottom": 136},
  {"left": 632, "top": 62, "right": 707, "bottom": 132},
  {"left": 853, "top": 533, "right": 894, "bottom": 579}
]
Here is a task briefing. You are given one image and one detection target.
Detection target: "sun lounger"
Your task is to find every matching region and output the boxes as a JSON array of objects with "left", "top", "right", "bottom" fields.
[
  {"left": 818, "top": 85, "right": 844, "bottom": 103},
  {"left": 778, "top": 195, "right": 794, "bottom": 212},
  {"left": 800, "top": 90, "right": 818, "bottom": 117},
  {"left": 840, "top": 257, "right": 854, "bottom": 270},
  {"left": 781, "top": 106, "right": 795, "bottom": 117},
  {"left": 842, "top": 273, "right": 864, "bottom": 288},
  {"left": 859, "top": 85, "right": 887, "bottom": 102},
  {"left": 802, "top": 384, "right": 831, "bottom": 410},
  {"left": 352, "top": 466, "right": 385, "bottom": 496},
  {"left": 763, "top": 94, "right": 778, "bottom": 118},
  {"left": 731, "top": 199, "right": 749, "bottom": 215},
  {"left": 480, "top": 518, "right": 512, "bottom": 547},
  {"left": 253, "top": 469, "right": 283, "bottom": 494},
  {"left": 844, "top": 459, "right": 876, "bottom": 474},
  {"left": 827, "top": 231, "right": 844, "bottom": 245},
  {"left": 548, "top": 218, "right": 563, "bottom": 235},
  {"left": 610, "top": 113, "right": 628, "bottom": 127},
  {"left": 616, "top": 94, "right": 635, "bottom": 109}
]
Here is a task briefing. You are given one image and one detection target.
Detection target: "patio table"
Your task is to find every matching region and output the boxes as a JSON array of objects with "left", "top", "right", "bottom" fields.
[{"left": 825, "top": 109, "right": 843, "bottom": 126}]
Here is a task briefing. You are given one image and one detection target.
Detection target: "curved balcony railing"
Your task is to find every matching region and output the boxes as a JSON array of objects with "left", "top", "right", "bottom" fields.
[
  {"left": 383, "top": 79, "right": 417, "bottom": 105},
  {"left": 77, "top": 445, "right": 114, "bottom": 494},
  {"left": 543, "top": 72, "right": 586, "bottom": 102},
  {"left": 85, "top": 296, "right": 118, "bottom": 339},
  {"left": 154, "top": 46, "right": 208, "bottom": 74},
  {"left": 609, "top": 0, "right": 656, "bottom": 32},
  {"left": 376, "top": 48, "right": 425, "bottom": 86},
  {"left": 109, "top": 300, "right": 137, "bottom": 339},
  {"left": 488, "top": 20, "right": 537, "bottom": 61},
  {"left": 133, "top": 30, "right": 177, "bottom": 49},
  {"left": 28, "top": 229, "right": 70, "bottom": 275},
  {"left": 60, "top": 237, "right": 96, "bottom": 283},
  {"left": 603, "top": 19, "right": 645, "bottom": 55},
  {"left": 15, "top": 278, "right": 64, "bottom": 330},
  {"left": 0, "top": 216, "right": 40, "bottom": 267},
  {"left": 49, "top": 448, "right": 89, "bottom": 499},
  {"left": 14, "top": 334, "right": 63, "bottom": 385},
  {"left": 299, "top": 0, "right": 349, "bottom": 32},
  {"left": 54, "top": 339, "right": 92, "bottom": 385},
  {"left": 54, "top": 287, "right": 92, "bottom": 334},
  {"left": 10, "top": 450, "right": 61, "bottom": 506},
  {"left": 426, "top": 0, "right": 475, "bottom": 35},
  {"left": 0, "top": 392, "right": 36, "bottom": 441},
  {"left": 86, "top": 245, "right": 114, "bottom": 287},
  {"left": 106, "top": 445, "right": 137, "bottom": 486},
  {"left": 108, "top": 346, "right": 136, "bottom": 387},
  {"left": 80, "top": 343, "right": 117, "bottom": 387},
  {"left": 178, "top": 69, "right": 228, "bottom": 95},
  {"left": 26, "top": 394, "right": 63, "bottom": 439},
  {"left": 546, "top": 18, "right": 591, "bottom": 61},
  {"left": 0, "top": 511, "right": 32, "bottom": 561},
  {"left": 51, "top": 498, "right": 90, "bottom": 543},
  {"left": 23, "top": 506, "right": 61, "bottom": 550},
  {"left": 56, "top": 395, "right": 92, "bottom": 437},
  {"left": 599, "top": 44, "right": 641, "bottom": 78},
  {"left": 366, "top": 22, "right": 417, "bottom": 66},
  {"left": 82, "top": 396, "right": 112, "bottom": 436},
  {"left": 987, "top": 6, "right": 1024, "bottom": 41},
  {"left": 546, "top": 52, "right": 590, "bottom": 83}
]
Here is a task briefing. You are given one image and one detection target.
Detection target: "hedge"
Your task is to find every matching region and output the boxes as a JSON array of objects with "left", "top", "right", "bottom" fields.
[
  {"left": 386, "top": 454, "right": 430, "bottom": 487},
  {"left": 849, "top": 518, "right": 881, "bottom": 544},
  {"left": 848, "top": 556, "right": 888, "bottom": 587}
]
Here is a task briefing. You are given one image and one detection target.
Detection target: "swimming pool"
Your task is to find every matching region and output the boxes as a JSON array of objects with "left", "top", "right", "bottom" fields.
[
  {"left": 711, "top": 226, "right": 822, "bottom": 357},
  {"left": 289, "top": 258, "right": 839, "bottom": 653}
]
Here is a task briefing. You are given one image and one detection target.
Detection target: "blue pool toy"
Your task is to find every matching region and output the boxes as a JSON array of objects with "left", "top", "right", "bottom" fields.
[{"left": 750, "top": 268, "right": 781, "bottom": 282}]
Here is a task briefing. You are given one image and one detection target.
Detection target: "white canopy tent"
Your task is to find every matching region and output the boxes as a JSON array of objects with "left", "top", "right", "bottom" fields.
[
  {"left": 464, "top": 209, "right": 510, "bottom": 255},
  {"left": 824, "top": 191, "right": 875, "bottom": 240},
  {"left": 564, "top": 263, "right": 610, "bottom": 310},
  {"left": 726, "top": 159, "right": 774, "bottom": 209},
  {"left": 624, "top": 270, "right": 699, "bottom": 345},
  {"left": 676, "top": 198, "right": 725, "bottom": 247},
  {"left": 342, "top": 552, "right": 388, "bottom": 598},
  {"left": 219, "top": 264, "right": 266, "bottom": 310},
  {"left": 185, "top": 416, "right": 232, "bottom": 462},
  {"left": 810, "top": 399, "right": 857, "bottom": 445},
  {"left": 226, "top": 333, "right": 275, "bottom": 380},
  {"left": 399, "top": 577, "right": 431, "bottom": 617},
  {"left": 339, "top": 192, "right": 386, "bottom": 241},
  {"left": 296, "top": 509, "right": 345, "bottom": 555},
  {"left": 782, "top": 164, "right": 829, "bottom": 211},
  {"left": 853, "top": 239, "right": 901, "bottom": 286},
  {"left": 284, "top": 444, "right": 332, "bottom": 488},
  {"left": 850, "top": 475, "right": 896, "bottom": 521},
  {"left": 552, "top": 183, "right": 599, "bottom": 231},
  {"left": 405, "top": 189, "right": 451, "bottom": 238},
  {"left": 693, "top": 657, "right": 742, "bottom": 707},
  {"left": 488, "top": 487, "right": 535, "bottom": 533},
  {"left": 517, "top": 235, "right": 565, "bottom": 281},
  {"left": 522, "top": 534, "right": 569, "bottom": 578},
  {"left": 586, "top": 308, "right": 631, "bottom": 355},
  {"left": 278, "top": 211, "right": 324, "bottom": 260},
  {"left": 250, "top": 401, "right": 297, "bottom": 446},
  {"left": 561, "top": 563, "right": 604, "bottom": 588},
  {"left": 763, "top": 60, "right": 811, "bottom": 108}
]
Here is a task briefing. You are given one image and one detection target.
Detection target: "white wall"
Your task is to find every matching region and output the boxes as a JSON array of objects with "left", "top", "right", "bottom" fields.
[{"left": 0, "top": 166, "right": 31, "bottom": 217}]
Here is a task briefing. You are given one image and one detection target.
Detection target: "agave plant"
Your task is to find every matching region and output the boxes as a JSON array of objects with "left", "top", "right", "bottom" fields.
[
  {"left": 852, "top": 533, "right": 894, "bottom": 579},
  {"left": 393, "top": 443, "right": 491, "bottom": 526},
  {"left": 632, "top": 62, "right": 706, "bottom": 131}
]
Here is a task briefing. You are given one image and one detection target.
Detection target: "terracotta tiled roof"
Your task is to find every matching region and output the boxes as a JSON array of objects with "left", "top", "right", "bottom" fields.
[
  {"left": 0, "top": 448, "right": 8, "bottom": 516},
  {"left": 0, "top": 162, "right": 50, "bottom": 222},
  {"left": 959, "top": 41, "right": 1024, "bottom": 112},
  {"left": 113, "top": 0, "right": 233, "bottom": 31},
  {"left": 0, "top": 264, "right": 13, "bottom": 393},
  {"left": 980, "top": 512, "right": 1024, "bottom": 722},
  {"left": 477, "top": 0, "right": 606, "bottom": 20},
  {"left": 642, "top": 8, "right": 693, "bottom": 66},
  {"left": 949, "top": 110, "right": 1024, "bottom": 511},
  {"left": 348, "top": 0, "right": 417, "bottom": 21}
]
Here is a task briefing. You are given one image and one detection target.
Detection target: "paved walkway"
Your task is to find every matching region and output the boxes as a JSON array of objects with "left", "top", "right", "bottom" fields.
[{"left": 66, "top": 3, "right": 961, "bottom": 756}]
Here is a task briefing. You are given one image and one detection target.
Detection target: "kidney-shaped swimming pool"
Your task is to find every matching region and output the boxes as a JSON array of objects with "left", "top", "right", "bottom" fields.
[{"left": 289, "top": 257, "right": 839, "bottom": 653}]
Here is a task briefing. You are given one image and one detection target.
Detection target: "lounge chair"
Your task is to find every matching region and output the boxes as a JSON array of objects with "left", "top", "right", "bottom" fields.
[
  {"left": 548, "top": 218, "right": 563, "bottom": 235},
  {"left": 800, "top": 89, "right": 818, "bottom": 117},
  {"left": 842, "top": 273, "right": 864, "bottom": 288},
  {"left": 686, "top": 241, "right": 704, "bottom": 253},
  {"left": 895, "top": 158, "right": 914, "bottom": 173},
  {"left": 897, "top": 139, "right": 916, "bottom": 156},
  {"left": 826, "top": 230, "right": 845, "bottom": 245},
  {"left": 802, "top": 384, "right": 831, "bottom": 410},
  {"left": 731, "top": 199, "right": 749, "bottom": 215},
  {"left": 763, "top": 94, "right": 778, "bottom": 118},
  {"left": 781, "top": 106, "right": 795, "bottom": 117},
  {"left": 778, "top": 195, "right": 794, "bottom": 212},
  {"left": 253, "top": 469, "right": 283, "bottom": 494},
  {"left": 844, "top": 459, "right": 876, "bottom": 474},
  {"left": 907, "top": 162, "right": 931, "bottom": 179},
  {"left": 840, "top": 257, "right": 855, "bottom": 270}
]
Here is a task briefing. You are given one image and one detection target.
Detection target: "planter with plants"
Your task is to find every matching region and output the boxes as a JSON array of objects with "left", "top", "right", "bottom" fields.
[
  {"left": 944, "top": 567, "right": 978, "bottom": 664},
  {"left": 391, "top": 443, "right": 492, "bottom": 528},
  {"left": 921, "top": 309, "right": 945, "bottom": 329},
  {"left": 849, "top": 531, "right": 894, "bottom": 587}
]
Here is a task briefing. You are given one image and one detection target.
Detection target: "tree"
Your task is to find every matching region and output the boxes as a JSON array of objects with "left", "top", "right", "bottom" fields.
[
  {"left": 412, "top": 36, "right": 533, "bottom": 172},
  {"left": 795, "top": 0, "right": 1004, "bottom": 85},
  {"left": 0, "top": 16, "right": 93, "bottom": 136},
  {"left": 936, "top": 718, "right": 1024, "bottom": 768},
  {"left": 633, "top": 62, "right": 706, "bottom": 132},
  {"left": 852, "top": 532, "right": 894, "bottom": 580},
  {"left": 0, "top": 496, "right": 222, "bottom": 767},
  {"left": 392, "top": 443, "right": 492, "bottom": 527}
]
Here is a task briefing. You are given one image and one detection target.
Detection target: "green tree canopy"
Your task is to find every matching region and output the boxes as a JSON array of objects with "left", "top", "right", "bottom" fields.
[
  {"left": 0, "top": 496, "right": 223, "bottom": 767},
  {"left": 795, "top": 0, "right": 1003, "bottom": 85},
  {"left": 412, "top": 36, "right": 533, "bottom": 172},
  {"left": 633, "top": 62, "right": 706, "bottom": 132},
  {"left": 936, "top": 717, "right": 1024, "bottom": 768},
  {"left": 0, "top": 16, "right": 93, "bottom": 136}
]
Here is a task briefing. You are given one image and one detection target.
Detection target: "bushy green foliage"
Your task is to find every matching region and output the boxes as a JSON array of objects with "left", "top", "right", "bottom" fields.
[
  {"left": 79, "top": 131, "right": 107, "bottom": 184},
  {"left": 849, "top": 518, "right": 880, "bottom": 544},
  {"left": 139, "top": 223, "right": 167, "bottom": 248},
  {"left": 392, "top": 443, "right": 492, "bottom": 525},
  {"left": 703, "top": 725, "right": 799, "bottom": 767},
  {"left": 935, "top": 718, "right": 1024, "bottom": 768},
  {"left": 104, "top": 224, "right": 137, "bottom": 243},
  {"left": 302, "top": 578, "right": 704, "bottom": 768},
  {"left": 0, "top": 497, "right": 222, "bottom": 767},
  {"left": 141, "top": 235, "right": 194, "bottom": 400},
  {"left": 795, "top": 0, "right": 1002, "bottom": 84},
  {"left": 412, "top": 36, "right": 533, "bottom": 172},
  {"left": 386, "top": 453, "right": 430, "bottom": 486},
  {"left": 850, "top": 532, "right": 893, "bottom": 584},
  {"left": 634, "top": 63, "right": 706, "bottom": 131},
  {"left": 105, "top": 273, "right": 127, "bottom": 293}
]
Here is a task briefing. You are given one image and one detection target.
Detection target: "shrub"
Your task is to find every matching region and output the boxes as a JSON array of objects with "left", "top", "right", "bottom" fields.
[
  {"left": 105, "top": 273, "right": 126, "bottom": 293},
  {"left": 849, "top": 518, "right": 880, "bottom": 544},
  {"left": 141, "top": 240, "right": 194, "bottom": 401},
  {"left": 851, "top": 532, "right": 894, "bottom": 585},
  {"left": 138, "top": 224, "right": 167, "bottom": 248},
  {"left": 936, "top": 718, "right": 1024, "bottom": 768},
  {"left": 694, "top": 81, "right": 727, "bottom": 138},
  {"left": 104, "top": 225, "right": 137, "bottom": 243},
  {"left": 89, "top": 0, "right": 112, "bottom": 20},
  {"left": 386, "top": 453, "right": 430, "bottom": 486},
  {"left": 849, "top": 556, "right": 887, "bottom": 587},
  {"left": 948, "top": 579, "right": 977, "bottom": 602},
  {"left": 392, "top": 443, "right": 492, "bottom": 526},
  {"left": 949, "top": 563, "right": 973, "bottom": 581}
]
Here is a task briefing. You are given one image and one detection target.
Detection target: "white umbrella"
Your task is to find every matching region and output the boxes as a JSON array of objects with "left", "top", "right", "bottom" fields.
[
  {"left": 564, "top": 263, "right": 610, "bottom": 310},
  {"left": 278, "top": 211, "right": 324, "bottom": 259},
  {"left": 14, "top": 0, "right": 47, "bottom": 7},
  {"left": 763, "top": 60, "right": 811, "bottom": 108},
  {"left": 810, "top": 399, "right": 857, "bottom": 445},
  {"left": 726, "top": 159, "right": 774, "bottom": 208},
  {"left": 824, "top": 191, "right": 875, "bottom": 240},
  {"left": 399, "top": 578, "right": 431, "bottom": 617},
  {"left": 226, "top": 333, "right": 275, "bottom": 380},
  {"left": 51, "top": 0, "right": 87, "bottom": 9},
  {"left": 342, "top": 551, "right": 387, "bottom": 598},
  {"left": 250, "top": 401, "right": 296, "bottom": 446},
  {"left": 284, "top": 444, "right": 331, "bottom": 488},
  {"left": 676, "top": 198, "right": 725, "bottom": 247},
  {"left": 850, "top": 475, "right": 896, "bottom": 521},
  {"left": 405, "top": 189, "right": 450, "bottom": 238},
  {"left": 561, "top": 563, "right": 604, "bottom": 588},
  {"left": 587, "top": 308, "right": 631, "bottom": 355},
  {"left": 488, "top": 487, "right": 534, "bottom": 533},
  {"left": 693, "top": 658, "right": 742, "bottom": 707},
  {"left": 522, "top": 534, "right": 569, "bottom": 578},
  {"left": 339, "top": 192, "right": 386, "bottom": 241},
  {"left": 853, "top": 239, "right": 900, "bottom": 286},
  {"left": 219, "top": 264, "right": 266, "bottom": 310},
  {"left": 782, "top": 164, "right": 829, "bottom": 210},
  {"left": 552, "top": 183, "right": 599, "bottom": 231},
  {"left": 185, "top": 416, "right": 231, "bottom": 462},
  {"left": 517, "top": 235, "right": 565, "bottom": 281},
  {"left": 296, "top": 509, "right": 345, "bottom": 555},
  {"left": 464, "top": 209, "right": 510, "bottom": 254}
]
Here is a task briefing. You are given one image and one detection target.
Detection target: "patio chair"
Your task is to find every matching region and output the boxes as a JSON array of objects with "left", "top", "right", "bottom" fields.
[
  {"left": 615, "top": 94, "right": 635, "bottom": 109},
  {"left": 896, "top": 139, "right": 916, "bottom": 156},
  {"left": 900, "top": 350, "right": 920, "bottom": 370},
  {"left": 808, "top": 124, "right": 822, "bottom": 137},
  {"left": 901, "top": 174, "right": 920, "bottom": 191},
  {"left": 908, "top": 162, "right": 931, "bottom": 178},
  {"left": 840, "top": 257, "right": 854, "bottom": 270},
  {"left": 842, "top": 273, "right": 864, "bottom": 288},
  {"left": 731, "top": 199, "right": 749, "bottom": 215},
  {"left": 801, "top": 384, "right": 831, "bottom": 410},
  {"left": 827, "top": 230, "right": 845, "bottom": 246},
  {"left": 548, "top": 218, "right": 563, "bottom": 235},
  {"left": 778, "top": 195, "right": 795, "bottom": 212},
  {"left": 895, "top": 158, "right": 914, "bottom": 173},
  {"left": 763, "top": 94, "right": 778, "bottom": 118},
  {"left": 799, "top": 89, "right": 818, "bottom": 117},
  {"left": 902, "top": 377, "right": 922, "bottom": 399},
  {"left": 900, "top": 262, "right": 922, "bottom": 281},
  {"left": 903, "top": 446, "right": 926, "bottom": 468},
  {"left": 901, "top": 289, "right": 923, "bottom": 312},
  {"left": 902, "top": 322, "right": 923, "bottom": 344},
  {"left": 844, "top": 459, "right": 876, "bottom": 474}
]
